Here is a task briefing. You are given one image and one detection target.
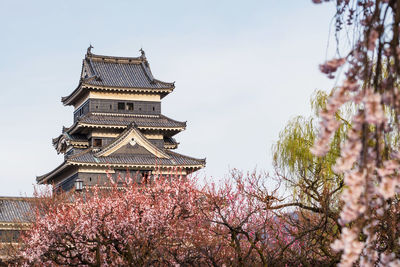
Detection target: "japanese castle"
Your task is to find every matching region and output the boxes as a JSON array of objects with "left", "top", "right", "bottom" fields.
[
  {"left": 37, "top": 47, "right": 205, "bottom": 191},
  {"left": 0, "top": 47, "right": 205, "bottom": 260}
]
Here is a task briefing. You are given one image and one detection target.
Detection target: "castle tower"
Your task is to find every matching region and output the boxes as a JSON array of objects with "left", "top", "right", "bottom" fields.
[{"left": 37, "top": 47, "right": 205, "bottom": 191}]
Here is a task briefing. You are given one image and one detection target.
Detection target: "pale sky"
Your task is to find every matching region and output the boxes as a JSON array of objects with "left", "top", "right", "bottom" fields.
[{"left": 0, "top": 1, "right": 337, "bottom": 196}]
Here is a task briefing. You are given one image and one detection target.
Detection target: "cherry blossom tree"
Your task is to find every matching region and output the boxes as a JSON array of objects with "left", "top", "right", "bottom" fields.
[
  {"left": 200, "top": 170, "right": 307, "bottom": 266},
  {"left": 11, "top": 170, "right": 310, "bottom": 266},
  {"left": 312, "top": 0, "right": 400, "bottom": 265},
  {"left": 15, "top": 172, "right": 206, "bottom": 266}
]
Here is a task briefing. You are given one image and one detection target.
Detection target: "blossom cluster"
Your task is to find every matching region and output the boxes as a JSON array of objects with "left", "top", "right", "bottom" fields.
[
  {"left": 312, "top": 0, "right": 400, "bottom": 265},
  {"left": 13, "top": 171, "right": 305, "bottom": 266}
]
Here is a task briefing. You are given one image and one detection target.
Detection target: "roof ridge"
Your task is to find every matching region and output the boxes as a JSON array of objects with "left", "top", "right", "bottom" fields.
[
  {"left": 83, "top": 58, "right": 101, "bottom": 82},
  {"left": 88, "top": 53, "right": 143, "bottom": 62},
  {"left": 140, "top": 61, "right": 155, "bottom": 84}
]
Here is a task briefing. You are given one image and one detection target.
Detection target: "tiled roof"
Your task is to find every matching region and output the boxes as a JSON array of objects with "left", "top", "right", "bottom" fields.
[
  {"left": 37, "top": 148, "right": 205, "bottom": 184},
  {"left": 52, "top": 133, "right": 87, "bottom": 145},
  {"left": 62, "top": 50, "right": 175, "bottom": 106},
  {"left": 76, "top": 113, "right": 186, "bottom": 129},
  {"left": 0, "top": 197, "right": 34, "bottom": 223},
  {"left": 167, "top": 151, "right": 206, "bottom": 166},
  {"left": 164, "top": 136, "right": 178, "bottom": 145},
  {"left": 52, "top": 133, "right": 89, "bottom": 154},
  {"left": 36, "top": 161, "right": 70, "bottom": 184},
  {"left": 82, "top": 55, "right": 174, "bottom": 89},
  {"left": 68, "top": 149, "right": 205, "bottom": 167}
]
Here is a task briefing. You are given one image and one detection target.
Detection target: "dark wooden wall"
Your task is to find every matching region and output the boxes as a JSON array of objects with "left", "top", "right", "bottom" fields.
[
  {"left": 0, "top": 230, "right": 21, "bottom": 243},
  {"left": 79, "top": 170, "right": 151, "bottom": 187},
  {"left": 57, "top": 173, "right": 78, "bottom": 192},
  {"left": 74, "top": 100, "right": 90, "bottom": 121},
  {"left": 74, "top": 99, "right": 161, "bottom": 122}
]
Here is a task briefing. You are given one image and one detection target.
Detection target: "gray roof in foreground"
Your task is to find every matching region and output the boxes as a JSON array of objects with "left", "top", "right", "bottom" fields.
[{"left": 0, "top": 197, "right": 34, "bottom": 224}]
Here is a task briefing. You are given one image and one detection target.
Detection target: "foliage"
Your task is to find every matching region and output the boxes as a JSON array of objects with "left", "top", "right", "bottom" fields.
[
  {"left": 10, "top": 171, "right": 315, "bottom": 266},
  {"left": 200, "top": 170, "right": 306, "bottom": 266},
  {"left": 16, "top": 173, "right": 204, "bottom": 266},
  {"left": 273, "top": 90, "right": 347, "bottom": 201},
  {"left": 10, "top": 1, "right": 400, "bottom": 265},
  {"left": 312, "top": 0, "right": 400, "bottom": 265},
  {"left": 270, "top": 90, "right": 354, "bottom": 265}
]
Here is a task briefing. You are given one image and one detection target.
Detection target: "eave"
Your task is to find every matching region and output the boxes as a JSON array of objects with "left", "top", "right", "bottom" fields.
[
  {"left": 68, "top": 122, "right": 185, "bottom": 135},
  {"left": 36, "top": 161, "right": 71, "bottom": 184},
  {"left": 164, "top": 144, "right": 178, "bottom": 149},
  {"left": 0, "top": 222, "right": 32, "bottom": 230},
  {"left": 65, "top": 144, "right": 205, "bottom": 172},
  {"left": 62, "top": 83, "right": 175, "bottom": 106},
  {"left": 68, "top": 161, "right": 205, "bottom": 170},
  {"left": 70, "top": 141, "right": 89, "bottom": 147},
  {"left": 52, "top": 133, "right": 89, "bottom": 154}
]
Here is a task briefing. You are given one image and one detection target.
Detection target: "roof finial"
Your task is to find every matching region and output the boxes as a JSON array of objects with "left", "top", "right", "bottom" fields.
[
  {"left": 87, "top": 44, "right": 94, "bottom": 55},
  {"left": 139, "top": 48, "right": 146, "bottom": 58}
]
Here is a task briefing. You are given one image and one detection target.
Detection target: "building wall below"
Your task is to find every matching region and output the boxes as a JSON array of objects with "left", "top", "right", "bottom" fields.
[{"left": 55, "top": 167, "right": 188, "bottom": 192}]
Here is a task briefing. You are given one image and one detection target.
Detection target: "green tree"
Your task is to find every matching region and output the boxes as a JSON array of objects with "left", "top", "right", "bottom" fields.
[{"left": 270, "top": 90, "right": 352, "bottom": 264}]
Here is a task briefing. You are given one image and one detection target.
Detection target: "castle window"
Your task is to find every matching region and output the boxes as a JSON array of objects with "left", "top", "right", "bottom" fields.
[
  {"left": 118, "top": 102, "right": 125, "bottom": 110},
  {"left": 110, "top": 104, "right": 112, "bottom": 110},
  {"left": 93, "top": 138, "right": 102, "bottom": 147},
  {"left": 153, "top": 106, "right": 155, "bottom": 111},
  {"left": 96, "top": 105, "right": 98, "bottom": 109},
  {"left": 127, "top": 103, "right": 134, "bottom": 111}
]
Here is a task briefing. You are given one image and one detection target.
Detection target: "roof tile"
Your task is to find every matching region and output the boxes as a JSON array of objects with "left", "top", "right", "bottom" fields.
[
  {"left": 78, "top": 114, "right": 186, "bottom": 128},
  {"left": 69, "top": 150, "right": 205, "bottom": 167},
  {"left": 0, "top": 198, "right": 34, "bottom": 223},
  {"left": 83, "top": 56, "right": 174, "bottom": 89}
]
